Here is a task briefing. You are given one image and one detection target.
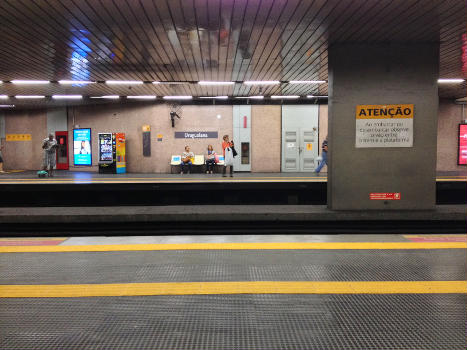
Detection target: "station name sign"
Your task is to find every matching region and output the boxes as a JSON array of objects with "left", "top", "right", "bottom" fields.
[
  {"left": 356, "top": 104, "right": 414, "bottom": 148},
  {"left": 175, "top": 131, "right": 218, "bottom": 139}
]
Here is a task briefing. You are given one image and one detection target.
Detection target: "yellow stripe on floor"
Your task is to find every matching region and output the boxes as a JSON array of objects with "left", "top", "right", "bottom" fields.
[
  {"left": 0, "top": 241, "right": 465, "bottom": 253},
  {"left": 1, "top": 281, "right": 465, "bottom": 298}
]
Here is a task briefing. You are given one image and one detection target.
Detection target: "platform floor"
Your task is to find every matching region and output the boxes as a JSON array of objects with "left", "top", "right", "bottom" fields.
[
  {"left": 0, "top": 170, "right": 465, "bottom": 184},
  {"left": 1, "top": 234, "right": 466, "bottom": 350}
]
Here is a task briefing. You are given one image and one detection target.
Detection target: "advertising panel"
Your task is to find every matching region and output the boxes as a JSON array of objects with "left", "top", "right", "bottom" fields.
[
  {"left": 459, "top": 124, "right": 467, "bottom": 165},
  {"left": 115, "top": 132, "right": 126, "bottom": 173},
  {"left": 73, "top": 128, "right": 92, "bottom": 166},
  {"left": 98, "top": 133, "right": 113, "bottom": 163}
]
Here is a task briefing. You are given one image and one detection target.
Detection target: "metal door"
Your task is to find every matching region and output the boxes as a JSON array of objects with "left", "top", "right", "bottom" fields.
[
  {"left": 300, "top": 129, "right": 318, "bottom": 171},
  {"left": 283, "top": 130, "right": 299, "bottom": 171}
]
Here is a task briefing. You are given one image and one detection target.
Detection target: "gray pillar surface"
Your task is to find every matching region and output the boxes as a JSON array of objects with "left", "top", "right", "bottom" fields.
[{"left": 328, "top": 43, "right": 439, "bottom": 210}]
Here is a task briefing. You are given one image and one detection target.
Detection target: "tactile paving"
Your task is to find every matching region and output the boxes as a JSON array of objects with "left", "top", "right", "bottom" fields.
[
  {"left": 0, "top": 294, "right": 466, "bottom": 350},
  {"left": 0, "top": 249, "right": 465, "bottom": 284}
]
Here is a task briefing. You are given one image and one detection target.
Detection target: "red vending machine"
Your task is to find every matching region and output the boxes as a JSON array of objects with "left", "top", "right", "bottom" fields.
[{"left": 55, "top": 131, "right": 69, "bottom": 170}]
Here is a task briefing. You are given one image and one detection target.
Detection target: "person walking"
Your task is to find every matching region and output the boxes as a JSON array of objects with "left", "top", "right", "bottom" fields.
[
  {"left": 42, "top": 133, "right": 58, "bottom": 177},
  {"left": 315, "top": 137, "right": 328, "bottom": 174},
  {"left": 205, "top": 145, "right": 216, "bottom": 174},
  {"left": 222, "top": 134, "right": 234, "bottom": 177},
  {"left": 0, "top": 143, "right": 5, "bottom": 173}
]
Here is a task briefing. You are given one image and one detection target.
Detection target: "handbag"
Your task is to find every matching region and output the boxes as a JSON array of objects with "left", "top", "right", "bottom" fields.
[
  {"left": 214, "top": 155, "right": 220, "bottom": 163},
  {"left": 232, "top": 146, "right": 238, "bottom": 157}
]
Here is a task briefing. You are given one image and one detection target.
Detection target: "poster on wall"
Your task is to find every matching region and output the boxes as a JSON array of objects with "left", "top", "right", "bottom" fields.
[
  {"left": 355, "top": 104, "right": 414, "bottom": 148},
  {"left": 73, "top": 128, "right": 92, "bottom": 166},
  {"left": 458, "top": 124, "right": 467, "bottom": 165}
]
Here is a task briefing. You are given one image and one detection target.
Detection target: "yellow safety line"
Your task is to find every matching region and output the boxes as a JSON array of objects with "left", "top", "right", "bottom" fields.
[
  {"left": 1, "top": 241, "right": 465, "bottom": 253},
  {"left": 1, "top": 281, "right": 465, "bottom": 298}
]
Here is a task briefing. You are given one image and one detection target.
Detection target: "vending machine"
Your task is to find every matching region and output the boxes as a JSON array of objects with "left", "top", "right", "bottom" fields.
[{"left": 98, "top": 132, "right": 126, "bottom": 174}]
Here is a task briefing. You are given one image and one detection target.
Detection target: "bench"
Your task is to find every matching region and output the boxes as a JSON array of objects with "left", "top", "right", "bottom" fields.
[{"left": 170, "top": 155, "right": 224, "bottom": 174}]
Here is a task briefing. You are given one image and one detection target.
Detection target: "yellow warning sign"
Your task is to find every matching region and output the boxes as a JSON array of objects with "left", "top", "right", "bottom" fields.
[
  {"left": 142, "top": 125, "right": 151, "bottom": 132},
  {"left": 6, "top": 134, "right": 32, "bottom": 141},
  {"left": 306, "top": 143, "right": 313, "bottom": 151},
  {"left": 156, "top": 133, "right": 163, "bottom": 139},
  {"left": 356, "top": 104, "right": 414, "bottom": 119}
]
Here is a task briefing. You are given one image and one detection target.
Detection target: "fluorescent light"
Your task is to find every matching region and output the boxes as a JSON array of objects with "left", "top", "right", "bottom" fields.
[
  {"left": 271, "top": 95, "right": 300, "bottom": 99},
  {"left": 52, "top": 95, "right": 82, "bottom": 99},
  {"left": 244, "top": 81, "right": 280, "bottom": 85},
  {"left": 11, "top": 80, "right": 49, "bottom": 84},
  {"left": 15, "top": 95, "right": 45, "bottom": 99},
  {"left": 307, "top": 95, "right": 328, "bottom": 98},
  {"left": 152, "top": 81, "right": 161, "bottom": 84},
  {"left": 58, "top": 80, "right": 94, "bottom": 84},
  {"left": 289, "top": 80, "right": 326, "bottom": 84},
  {"left": 90, "top": 95, "right": 120, "bottom": 99},
  {"left": 199, "top": 96, "right": 229, "bottom": 99},
  {"left": 0, "top": 104, "right": 14, "bottom": 108},
  {"left": 106, "top": 80, "right": 143, "bottom": 85},
  {"left": 163, "top": 96, "right": 192, "bottom": 100},
  {"left": 437, "top": 79, "right": 465, "bottom": 83},
  {"left": 127, "top": 95, "right": 157, "bottom": 99},
  {"left": 198, "top": 81, "right": 234, "bottom": 86},
  {"left": 235, "top": 96, "right": 264, "bottom": 99},
  {"left": 0, "top": 95, "right": 8, "bottom": 99}
]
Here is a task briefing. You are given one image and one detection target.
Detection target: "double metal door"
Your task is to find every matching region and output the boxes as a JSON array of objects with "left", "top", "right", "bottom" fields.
[{"left": 283, "top": 129, "right": 318, "bottom": 172}]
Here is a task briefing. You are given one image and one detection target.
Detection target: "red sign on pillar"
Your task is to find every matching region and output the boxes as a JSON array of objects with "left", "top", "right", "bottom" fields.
[
  {"left": 243, "top": 116, "right": 247, "bottom": 128},
  {"left": 369, "top": 193, "right": 401, "bottom": 200}
]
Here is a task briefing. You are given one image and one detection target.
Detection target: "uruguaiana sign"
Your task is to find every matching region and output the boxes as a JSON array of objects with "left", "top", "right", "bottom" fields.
[{"left": 356, "top": 104, "right": 414, "bottom": 148}]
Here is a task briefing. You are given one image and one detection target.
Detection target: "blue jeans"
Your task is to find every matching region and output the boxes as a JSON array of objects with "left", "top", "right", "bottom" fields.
[
  {"left": 315, "top": 151, "right": 327, "bottom": 173},
  {"left": 181, "top": 161, "right": 192, "bottom": 173}
]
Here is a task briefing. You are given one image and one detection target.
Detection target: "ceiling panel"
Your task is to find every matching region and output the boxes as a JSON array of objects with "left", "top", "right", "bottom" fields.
[{"left": 0, "top": 0, "right": 464, "bottom": 108}]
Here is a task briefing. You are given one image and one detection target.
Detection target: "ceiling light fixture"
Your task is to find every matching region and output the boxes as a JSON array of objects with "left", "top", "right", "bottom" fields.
[
  {"left": 307, "top": 95, "right": 328, "bottom": 98},
  {"left": 289, "top": 80, "right": 326, "bottom": 84},
  {"left": 152, "top": 81, "right": 161, "bottom": 84},
  {"left": 106, "top": 80, "right": 143, "bottom": 85},
  {"left": 163, "top": 96, "right": 192, "bottom": 100},
  {"left": 199, "top": 96, "right": 229, "bottom": 99},
  {"left": 198, "top": 81, "right": 234, "bottom": 86},
  {"left": 235, "top": 96, "right": 264, "bottom": 99},
  {"left": 243, "top": 81, "right": 280, "bottom": 85},
  {"left": 90, "top": 95, "right": 120, "bottom": 99},
  {"left": 271, "top": 95, "right": 300, "bottom": 99},
  {"left": 127, "top": 96, "right": 157, "bottom": 99},
  {"left": 52, "top": 95, "right": 83, "bottom": 99},
  {"left": 0, "top": 95, "right": 8, "bottom": 99},
  {"left": 437, "top": 79, "right": 465, "bottom": 83},
  {"left": 11, "top": 80, "right": 49, "bottom": 84},
  {"left": 0, "top": 104, "right": 14, "bottom": 108},
  {"left": 58, "top": 80, "right": 95, "bottom": 84},
  {"left": 15, "top": 95, "right": 46, "bottom": 99}
]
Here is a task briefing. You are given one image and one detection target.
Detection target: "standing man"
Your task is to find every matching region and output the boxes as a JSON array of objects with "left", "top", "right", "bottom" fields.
[
  {"left": 42, "top": 133, "right": 58, "bottom": 177},
  {"left": 315, "top": 136, "right": 328, "bottom": 174}
]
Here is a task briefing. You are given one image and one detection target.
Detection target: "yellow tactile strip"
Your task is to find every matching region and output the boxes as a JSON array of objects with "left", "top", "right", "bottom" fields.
[
  {"left": 0, "top": 241, "right": 466, "bottom": 253},
  {"left": 1, "top": 281, "right": 466, "bottom": 298}
]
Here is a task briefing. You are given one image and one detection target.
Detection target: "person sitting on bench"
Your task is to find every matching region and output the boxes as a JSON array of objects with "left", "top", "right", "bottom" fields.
[
  {"left": 205, "top": 145, "right": 216, "bottom": 174},
  {"left": 181, "top": 145, "right": 194, "bottom": 174}
]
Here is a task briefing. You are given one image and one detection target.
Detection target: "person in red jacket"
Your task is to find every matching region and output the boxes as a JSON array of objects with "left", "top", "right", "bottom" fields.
[{"left": 222, "top": 134, "right": 234, "bottom": 177}]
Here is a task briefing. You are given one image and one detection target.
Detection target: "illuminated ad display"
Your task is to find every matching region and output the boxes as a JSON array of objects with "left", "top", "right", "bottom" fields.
[
  {"left": 98, "top": 133, "right": 113, "bottom": 162},
  {"left": 459, "top": 124, "right": 467, "bottom": 165},
  {"left": 73, "top": 128, "right": 92, "bottom": 166}
]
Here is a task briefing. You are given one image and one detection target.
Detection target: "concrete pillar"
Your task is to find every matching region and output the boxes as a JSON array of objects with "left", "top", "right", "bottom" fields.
[{"left": 328, "top": 43, "right": 439, "bottom": 210}]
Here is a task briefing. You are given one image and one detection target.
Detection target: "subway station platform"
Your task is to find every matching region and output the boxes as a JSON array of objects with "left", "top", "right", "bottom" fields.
[{"left": 1, "top": 234, "right": 466, "bottom": 350}]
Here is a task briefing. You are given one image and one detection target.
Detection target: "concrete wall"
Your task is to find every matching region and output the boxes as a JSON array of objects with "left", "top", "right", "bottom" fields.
[
  {"left": 2, "top": 109, "right": 47, "bottom": 170},
  {"left": 67, "top": 103, "right": 233, "bottom": 173},
  {"left": 437, "top": 99, "right": 466, "bottom": 172},
  {"left": 251, "top": 105, "right": 281, "bottom": 172},
  {"left": 328, "top": 43, "right": 439, "bottom": 210}
]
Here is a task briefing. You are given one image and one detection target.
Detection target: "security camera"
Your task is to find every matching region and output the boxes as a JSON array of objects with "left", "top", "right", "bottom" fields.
[{"left": 170, "top": 111, "right": 181, "bottom": 128}]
